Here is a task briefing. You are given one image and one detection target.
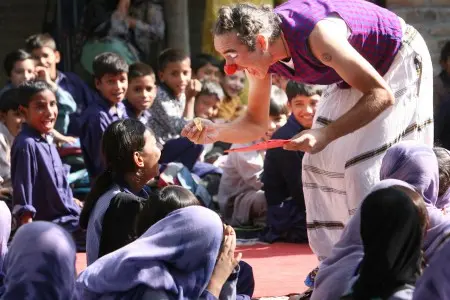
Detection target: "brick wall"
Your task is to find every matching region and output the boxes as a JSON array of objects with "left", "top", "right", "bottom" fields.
[
  {"left": 0, "top": 0, "right": 46, "bottom": 86},
  {"left": 388, "top": 0, "right": 450, "bottom": 75}
]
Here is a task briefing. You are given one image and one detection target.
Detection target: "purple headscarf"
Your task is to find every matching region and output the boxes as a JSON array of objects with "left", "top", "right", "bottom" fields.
[
  {"left": 413, "top": 236, "right": 450, "bottom": 299},
  {"left": 0, "top": 201, "right": 11, "bottom": 274},
  {"left": 1, "top": 221, "right": 78, "bottom": 299},
  {"left": 76, "top": 206, "right": 224, "bottom": 300},
  {"left": 312, "top": 141, "right": 450, "bottom": 300}
]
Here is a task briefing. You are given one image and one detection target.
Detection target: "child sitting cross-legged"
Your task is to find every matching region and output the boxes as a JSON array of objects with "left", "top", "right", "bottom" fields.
[{"left": 11, "top": 80, "right": 85, "bottom": 250}]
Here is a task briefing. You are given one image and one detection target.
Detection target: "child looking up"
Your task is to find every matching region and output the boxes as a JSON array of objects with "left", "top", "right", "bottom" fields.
[
  {"left": 216, "top": 60, "right": 246, "bottom": 122},
  {"left": 124, "top": 62, "right": 157, "bottom": 125},
  {"left": 80, "top": 118, "right": 161, "bottom": 265},
  {"left": 11, "top": 80, "right": 84, "bottom": 249},
  {"left": 80, "top": 52, "right": 129, "bottom": 180}
]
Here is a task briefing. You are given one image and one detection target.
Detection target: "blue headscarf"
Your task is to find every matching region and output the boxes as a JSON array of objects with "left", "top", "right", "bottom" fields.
[
  {"left": 76, "top": 206, "right": 224, "bottom": 300},
  {"left": 1, "top": 221, "right": 77, "bottom": 300}
]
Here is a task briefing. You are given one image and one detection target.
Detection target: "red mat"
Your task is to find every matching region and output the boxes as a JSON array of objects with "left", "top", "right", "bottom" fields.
[{"left": 76, "top": 243, "right": 317, "bottom": 298}]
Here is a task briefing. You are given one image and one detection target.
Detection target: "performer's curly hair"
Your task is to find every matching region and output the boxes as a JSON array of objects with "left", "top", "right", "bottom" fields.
[{"left": 214, "top": 3, "right": 282, "bottom": 51}]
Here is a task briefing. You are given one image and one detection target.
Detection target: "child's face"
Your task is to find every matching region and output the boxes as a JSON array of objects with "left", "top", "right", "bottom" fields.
[
  {"left": 20, "top": 89, "right": 58, "bottom": 135},
  {"left": 95, "top": 72, "right": 128, "bottom": 105},
  {"left": 30, "top": 47, "right": 60, "bottom": 80},
  {"left": 288, "top": 94, "right": 320, "bottom": 129},
  {"left": 195, "top": 63, "right": 220, "bottom": 83},
  {"left": 159, "top": 58, "right": 192, "bottom": 97},
  {"left": 10, "top": 59, "right": 35, "bottom": 87},
  {"left": 139, "top": 130, "right": 161, "bottom": 181},
  {"left": 126, "top": 75, "right": 157, "bottom": 112},
  {"left": 221, "top": 70, "right": 245, "bottom": 98},
  {"left": 1, "top": 110, "right": 23, "bottom": 137},
  {"left": 194, "top": 94, "right": 220, "bottom": 119},
  {"left": 266, "top": 114, "right": 288, "bottom": 139}
]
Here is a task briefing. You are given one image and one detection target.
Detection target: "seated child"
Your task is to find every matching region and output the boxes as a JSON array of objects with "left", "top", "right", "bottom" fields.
[
  {"left": 192, "top": 53, "right": 221, "bottom": 83},
  {"left": 25, "top": 33, "right": 96, "bottom": 136},
  {"left": 0, "top": 89, "right": 23, "bottom": 201},
  {"left": 77, "top": 206, "right": 244, "bottom": 300},
  {"left": 123, "top": 62, "right": 156, "bottom": 125},
  {"left": 1, "top": 49, "right": 75, "bottom": 144},
  {"left": 11, "top": 80, "right": 84, "bottom": 249},
  {"left": 80, "top": 118, "right": 161, "bottom": 265},
  {"left": 341, "top": 185, "right": 427, "bottom": 299},
  {"left": 80, "top": 52, "right": 129, "bottom": 180},
  {"left": 148, "top": 48, "right": 199, "bottom": 142},
  {"left": 216, "top": 59, "right": 246, "bottom": 122},
  {"left": 433, "top": 146, "right": 450, "bottom": 212},
  {"left": 262, "top": 81, "right": 322, "bottom": 243},
  {"left": 217, "top": 86, "right": 289, "bottom": 227},
  {"left": 149, "top": 48, "right": 203, "bottom": 170}
]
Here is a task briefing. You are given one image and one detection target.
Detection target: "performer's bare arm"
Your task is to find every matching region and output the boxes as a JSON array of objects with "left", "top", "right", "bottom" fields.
[{"left": 308, "top": 20, "right": 395, "bottom": 141}]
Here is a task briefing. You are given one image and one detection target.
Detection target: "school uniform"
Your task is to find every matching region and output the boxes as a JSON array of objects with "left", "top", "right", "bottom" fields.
[
  {"left": 217, "top": 141, "right": 266, "bottom": 227},
  {"left": 86, "top": 183, "right": 149, "bottom": 265},
  {"left": 149, "top": 84, "right": 204, "bottom": 170},
  {"left": 10, "top": 124, "right": 82, "bottom": 236},
  {"left": 54, "top": 87, "right": 77, "bottom": 135},
  {"left": 79, "top": 94, "right": 127, "bottom": 180},
  {"left": 56, "top": 71, "right": 97, "bottom": 136},
  {"left": 261, "top": 115, "right": 308, "bottom": 243},
  {"left": 123, "top": 99, "right": 151, "bottom": 125}
]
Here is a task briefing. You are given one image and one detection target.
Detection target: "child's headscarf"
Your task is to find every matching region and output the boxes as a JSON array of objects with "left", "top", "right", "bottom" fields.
[
  {"left": 351, "top": 187, "right": 423, "bottom": 299},
  {"left": 312, "top": 141, "right": 450, "bottom": 300},
  {"left": 1, "top": 221, "right": 78, "bottom": 299},
  {"left": 76, "top": 206, "right": 223, "bottom": 300}
]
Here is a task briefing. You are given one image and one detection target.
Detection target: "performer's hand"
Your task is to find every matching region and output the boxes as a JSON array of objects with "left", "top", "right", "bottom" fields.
[
  {"left": 284, "top": 128, "right": 331, "bottom": 154},
  {"left": 181, "top": 118, "right": 219, "bottom": 144}
]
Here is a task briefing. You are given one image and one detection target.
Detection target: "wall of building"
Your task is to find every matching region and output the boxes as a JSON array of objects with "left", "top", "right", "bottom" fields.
[{"left": 388, "top": 0, "right": 450, "bottom": 75}]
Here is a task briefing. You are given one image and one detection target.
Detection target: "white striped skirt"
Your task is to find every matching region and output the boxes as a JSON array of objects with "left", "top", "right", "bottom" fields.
[{"left": 302, "top": 20, "right": 434, "bottom": 261}]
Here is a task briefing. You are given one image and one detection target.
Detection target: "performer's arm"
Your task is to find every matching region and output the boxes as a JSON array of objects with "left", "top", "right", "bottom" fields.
[{"left": 308, "top": 19, "right": 395, "bottom": 142}]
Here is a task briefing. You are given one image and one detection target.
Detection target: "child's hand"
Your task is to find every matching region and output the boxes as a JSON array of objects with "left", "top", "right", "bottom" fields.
[
  {"left": 54, "top": 133, "right": 77, "bottom": 146},
  {"left": 185, "top": 79, "right": 202, "bottom": 100},
  {"left": 74, "top": 198, "right": 84, "bottom": 208},
  {"left": 206, "top": 226, "right": 242, "bottom": 297},
  {"left": 35, "top": 66, "right": 53, "bottom": 83}
]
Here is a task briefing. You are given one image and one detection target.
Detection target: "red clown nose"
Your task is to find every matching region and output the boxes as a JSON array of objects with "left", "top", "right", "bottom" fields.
[{"left": 224, "top": 64, "right": 238, "bottom": 75}]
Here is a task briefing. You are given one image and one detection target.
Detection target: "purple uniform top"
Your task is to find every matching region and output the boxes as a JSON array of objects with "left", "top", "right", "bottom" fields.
[{"left": 268, "top": 0, "right": 403, "bottom": 88}]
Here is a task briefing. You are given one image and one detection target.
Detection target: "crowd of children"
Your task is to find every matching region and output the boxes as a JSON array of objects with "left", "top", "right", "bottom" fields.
[
  {"left": 0, "top": 29, "right": 322, "bottom": 299},
  {"left": 1, "top": 28, "right": 449, "bottom": 299}
]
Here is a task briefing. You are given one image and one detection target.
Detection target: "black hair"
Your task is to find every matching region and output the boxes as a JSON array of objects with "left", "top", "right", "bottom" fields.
[
  {"left": 197, "top": 80, "right": 225, "bottom": 101},
  {"left": 80, "top": 119, "right": 150, "bottom": 229},
  {"left": 191, "top": 53, "right": 220, "bottom": 74},
  {"left": 440, "top": 41, "right": 450, "bottom": 63},
  {"left": 16, "top": 80, "right": 56, "bottom": 107},
  {"left": 157, "top": 48, "right": 190, "bottom": 72},
  {"left": 0, "top": 88, "right": 20, "bottom": 113},
  {"left": 3, "top": 49, "right": 33, "bottom": 76},
  {"left": 135, "top": 186, "right": 201, "bottom": 236},
  {"left": 214, "top": 3, "right": 282, "bottom": 50},
  {"left": 433, "top": 147, "right": 450, "bottom": 197},
  {"left": 269, "top": 85, "right": 289, "bottom": 116},
  {"left": 285, "top": 81, "right": 323, "bottom": 102},
  {"left": 92, "top": 52, "right": 129, "bottom": 80},
  {"left": 25, "top": 33, "right": 57, "bottom": 52},
  {"left": 128, "top": 62, "right": 155, "bottom": 82}
]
